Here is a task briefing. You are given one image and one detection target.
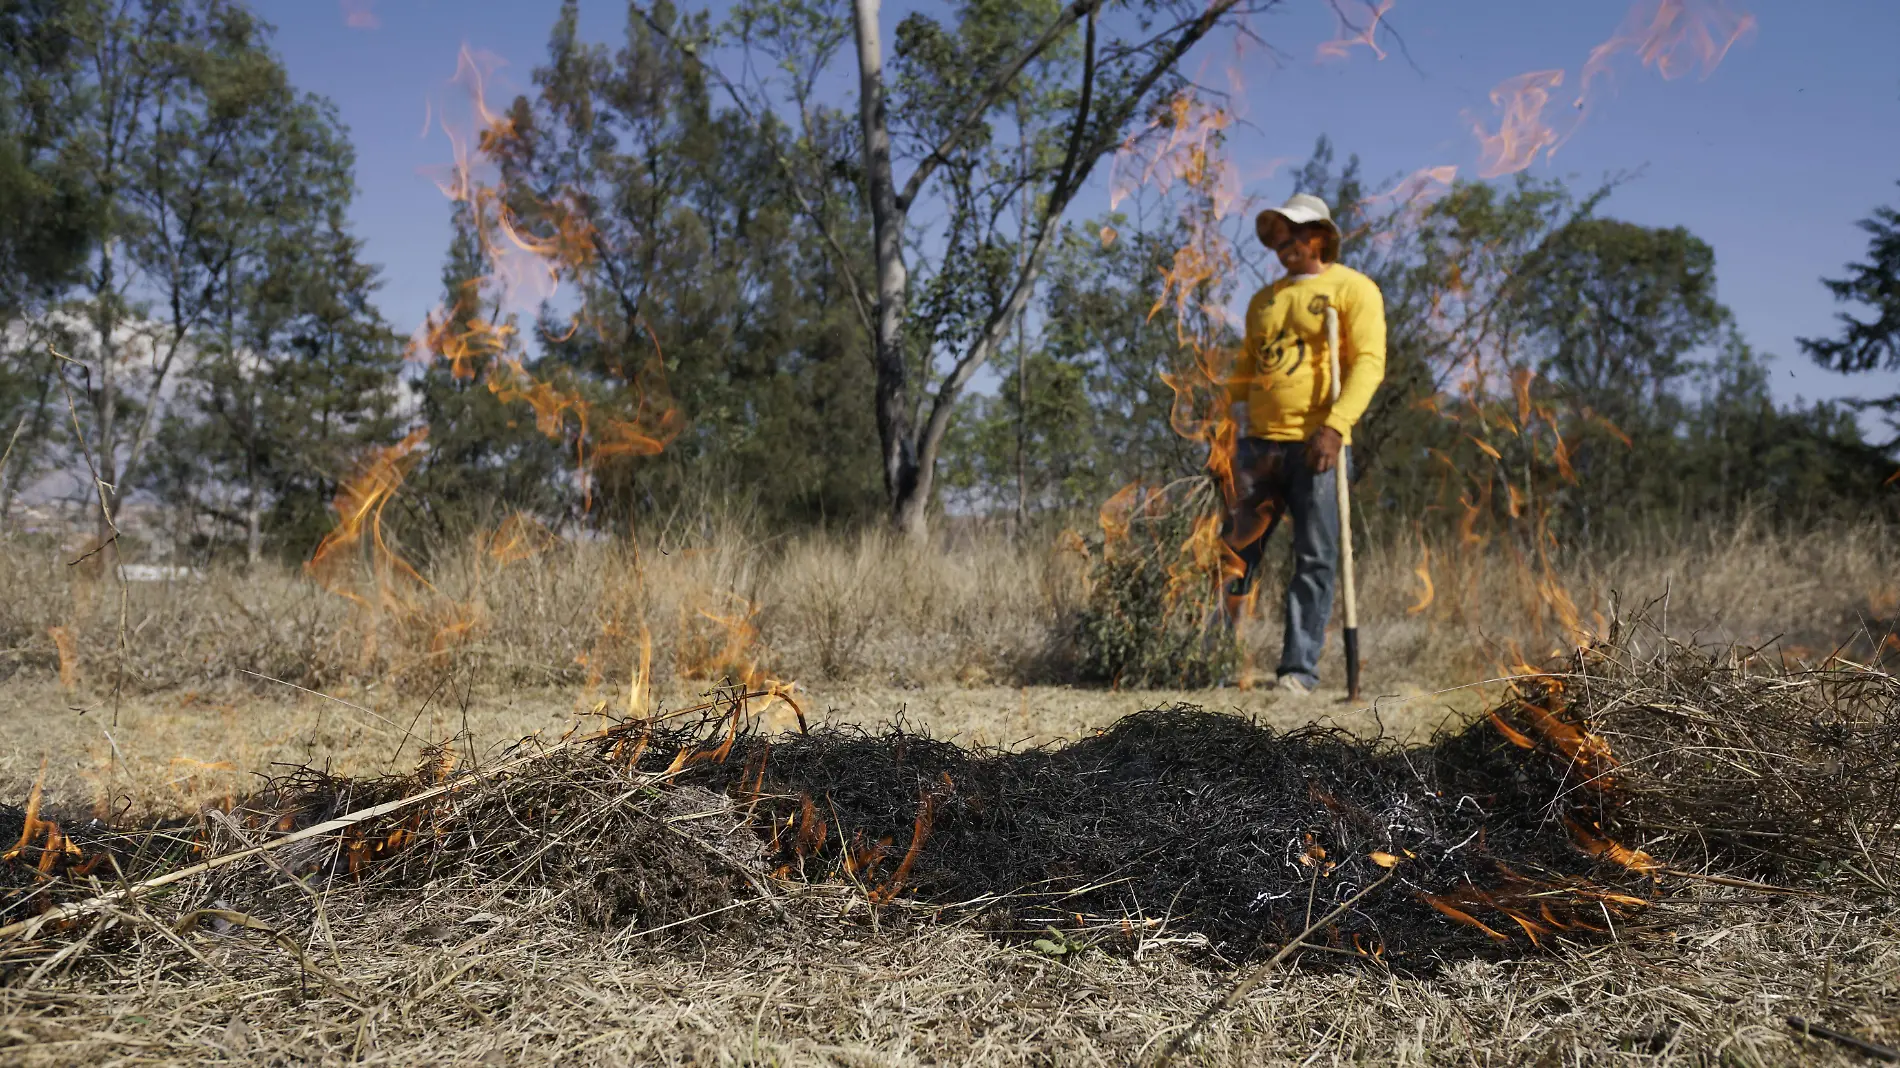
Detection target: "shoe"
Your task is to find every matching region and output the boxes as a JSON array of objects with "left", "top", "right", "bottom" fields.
[{"left": 1276, "top": 674, "right": 1313, "bottom": 695}]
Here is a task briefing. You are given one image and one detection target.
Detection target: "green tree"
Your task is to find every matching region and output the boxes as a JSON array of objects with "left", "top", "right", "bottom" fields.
[
  {"left": 46, "top": 0, "right": 331, "bottom": 547},
  {"left": 1678, "top": 333, "right": 1895, "bottom": 522},
  {"left": 404, "top": 203, "right": 572, "bottom": 538},
  {"left": 155, "top": 191, "right": 404, "bottom": 561},
  {"left": 1800, "top": 180, "right": 1900, "bottom": 445},
  {"left": 0, "top": 0, "right": 102, "bottom": 523},
  {"left": 443, "top": 0, "right": 885, "bottom": 530},
  {"left": 1515, "top": 218, "right": 1729, "bottom": 535},
  {"left": 0, "top": 0, "right": 98, "bottom": 315},
  {"left": 939, "top": 346, "right": 1094, "bottom": 516},
  {"left": 940, "top": 217, "right": 1218, "bottom": 517},
  {"left": 1521, "top": 218, "right": 1727, "bottom": 422}
]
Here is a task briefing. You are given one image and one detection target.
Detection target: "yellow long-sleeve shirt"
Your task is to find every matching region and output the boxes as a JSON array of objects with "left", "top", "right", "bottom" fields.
[{"left": 1229, "top": 264, "right": 1386, "bottom": 444}]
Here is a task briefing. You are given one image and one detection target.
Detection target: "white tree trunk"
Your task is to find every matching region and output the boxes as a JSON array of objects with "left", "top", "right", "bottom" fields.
[{"left": 852, "top": 0, "right": 925, "bottom": 539}]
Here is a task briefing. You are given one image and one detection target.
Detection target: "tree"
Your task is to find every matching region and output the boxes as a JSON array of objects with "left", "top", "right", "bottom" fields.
[
  {"left": 1800, "top": 181, "right": 1900, "bottom": 446},
  {"left": 1520, "top": 218, "right": 1727, "bottom": 423},
  {"left": 404, "top": 202, "right": 572, "bottom": 538},
  {"left": 149, "top": 80, "right": 401, "bottom": 561},
  {"left": 156, "top": 195, "right": 404, "bottom": 561},
  {"left": 0, "top": 0, "right": 98, "bottom": 317},
  {"left": 49, "top": 0, "right": 329, "bottom": 548},
  {"left": 0, "top": 0, "right": 102, "bottom": 522},
  {"left": 670, "top": 0, "right": 1270, "bottom": 536},
  {"left": 1677, "top": 333, "right": 1895, "bottom": 522},
  {"left": 939, "top": 345, "right": 1095, "bottom": 516},
  {"left": 426, "top": 1, "right": 885, "bottom": 531},
  {"left": 940, "top": 214, "right": 1224, "bottom": 516}
]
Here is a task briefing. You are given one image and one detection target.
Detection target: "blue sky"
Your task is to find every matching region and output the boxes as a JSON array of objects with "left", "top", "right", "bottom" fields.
[{"left": 262, "top": 0, "right": 1900, "bottom": 435}]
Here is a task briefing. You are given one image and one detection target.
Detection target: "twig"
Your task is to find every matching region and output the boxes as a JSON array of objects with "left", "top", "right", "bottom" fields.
[
  {"left": 206, "top": 808, "right": 345, "bottom": 971},
  {"left": 0, "top": 771, "right": 486, "bottom": 944},
  {"left": 623, "top": 897, "right": 759, "bottom": 941},
  {"left": 0, "top": 406, "right": 28, "bottom": 480},
  {"left": 50, "top": 345, "right": 130, "bottom": 726},
  {"left": 237, "top": 667, "right": 406, "bottom": 733},
  {"left": 652, "top": 815, "right": 789, "bottom": 922},
  {"left": 1660, "top": 868, "right": 1817, "bottom": 897},
  {"left": 65, "top": 533, "right": 119, "bottom": 568},
  {"left": 1160, "top": 870, "right": 1396, "bottom": 1062},
  {"left": 1786, "top": 1017, "right": 1900, "bottom": 1062}
]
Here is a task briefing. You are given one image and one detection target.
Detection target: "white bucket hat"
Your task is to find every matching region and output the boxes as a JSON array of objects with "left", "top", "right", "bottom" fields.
[{"left": 1256, "top": 193, "right": 1340, "bottom": 263}]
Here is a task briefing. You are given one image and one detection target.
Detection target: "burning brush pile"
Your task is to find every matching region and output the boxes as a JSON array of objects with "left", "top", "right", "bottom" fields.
[{"left": 3, "top": 628, "right": 1897, "bottom": 971}]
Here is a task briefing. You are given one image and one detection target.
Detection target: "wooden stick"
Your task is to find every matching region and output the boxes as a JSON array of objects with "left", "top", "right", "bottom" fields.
[
  {"left": 1660, "top": 867, "right": 1817, "bottom": 896},
  {"left": 1324, "top": 305, "right": 1360, "bottom": 702},
  {"left": 0, "top": 689, "right": 782, "bottom": 943}
]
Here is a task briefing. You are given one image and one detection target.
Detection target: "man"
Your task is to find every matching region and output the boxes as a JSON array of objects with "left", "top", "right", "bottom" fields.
[{"left": 1223, "top": 192, "right": 1386, "bottom": 694}]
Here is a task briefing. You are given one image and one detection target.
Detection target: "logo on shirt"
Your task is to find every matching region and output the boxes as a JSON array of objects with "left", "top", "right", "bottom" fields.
[{"left": 1260, "top": 328, "right": 1306, "bottom": 376}]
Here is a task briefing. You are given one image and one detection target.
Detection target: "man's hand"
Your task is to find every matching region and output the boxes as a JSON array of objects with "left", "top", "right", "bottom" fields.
[{"left": 1305, "top": 427, "right": 1343, "bottom": 473}]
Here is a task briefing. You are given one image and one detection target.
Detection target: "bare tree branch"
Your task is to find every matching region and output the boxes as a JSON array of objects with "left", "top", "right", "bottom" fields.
[
  {"left": 915, "top": 0, "right": 1249, "bottom": 474},
  {"left": 894, "top": 0, "right": 1103, "bottom": 213},
  {"left": 912, "top": 3, "right": 1101, "bottom": 472}
]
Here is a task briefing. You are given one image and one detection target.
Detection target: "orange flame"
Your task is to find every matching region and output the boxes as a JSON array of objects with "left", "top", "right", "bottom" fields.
[
  {"left": 339, "top": 0, "right": 378, "bottom": 30},
  {"left": 3, "top": 760, "right": 83, "bottom": 876},
  {"left": 1586, "top": 409, "right": 1634, "bottom": 448},
  {"left": 1108, "top": 94, "right": 1239, "bottom": 217},
  {"left": 1567, "top": 818, "right": 1663, "bottom": 874},
  {"left": 1511, "top": 367, "right": 1535, "bottom": 429},
  {"left": 481, "top": 512, "right": 557, "bottom": 565},
  {"left": 1422, "top": 866, "right": 1647, "bottom": 947},
  {"left": 2, "top": 760, "right": 47, "bottom": 862},
  {"left": 1577, "top": 0, "right": 1757, "bottom": 112},
  {"left": 1101, "top": 92, "right": 1254, "bottom": 624},
  {"left": 415, "top": 45, "right": 682, "bottom": 499},
  {"left": 1354, "top": 165, "right": 1458, "bottom": 228},
  {"left": 1317, "top": 0, "right": 1394, "bottom": 63},
  {"left": 1407, "top": 542, "right": 1434, "bottom": 615},
  {"left": 1469, "top": 69, "right": 1567, "bottom": 178},
  {"left": 306, "top": 46, "right": 686, "bottom": 680},
  {"left": 1096, "top": 482, "right": 1152, "bottom": 553},
  {"left": 305, "top": 427, "right": 432, "bottom": 611},
  {"left": 1420, "top": 889, "right": 1508, "bottom": 942},
  {"left": 870, "top": 783, "right": 943, "bottom": 904},
  {"left": 1470, "top": 2, "right": 1754, "bottom": 177},
  {"left": 626, "top": 623, "right": 654, "bottom": 721},
  {"left": 46, "top": 626, "right": 76, "bottom": 689},
  {"left": 678, "top": 594, "right": 773, "bottom": 690}
]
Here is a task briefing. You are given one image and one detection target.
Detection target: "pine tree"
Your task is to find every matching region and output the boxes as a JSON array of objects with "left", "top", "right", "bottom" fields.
[{"left": 1800, "top": 181, "right": 1900, "bottom": 447}]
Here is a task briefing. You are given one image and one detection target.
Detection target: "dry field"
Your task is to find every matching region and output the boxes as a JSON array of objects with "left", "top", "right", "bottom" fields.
[
  {"left": 0, "top": 524, "right": 1895, "bottom": 1065},
  {"left": 2, "top": 519, "right": 1892, "bottom": 700}
]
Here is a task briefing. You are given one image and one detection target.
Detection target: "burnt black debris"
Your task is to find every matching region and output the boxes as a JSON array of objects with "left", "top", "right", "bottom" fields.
[{"left": 660, "top": 703, "right": 1631, "bottom": 960}]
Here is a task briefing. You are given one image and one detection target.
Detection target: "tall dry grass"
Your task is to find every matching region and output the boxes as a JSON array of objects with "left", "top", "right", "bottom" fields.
[{"left": 0, "top": 517, "right": 1891, "bottom": 697}]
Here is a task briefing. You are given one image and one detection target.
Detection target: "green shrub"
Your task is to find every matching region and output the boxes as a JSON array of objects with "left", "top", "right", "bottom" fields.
[{"left": 1070, "top": 505, "right": 1235, "bottom": 688}]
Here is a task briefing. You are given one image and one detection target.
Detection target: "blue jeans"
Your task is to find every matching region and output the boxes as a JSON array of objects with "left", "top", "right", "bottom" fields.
[{"left": 1226, "top": 437, "right": 1343, "bottom": 689}]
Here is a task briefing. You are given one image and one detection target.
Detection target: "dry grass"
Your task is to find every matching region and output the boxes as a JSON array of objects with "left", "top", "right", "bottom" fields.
[
  {"left": 0, "top": 526, "right": 1061, "bottom": 695},
  {"left": 0, "top": 677, "right": 1476, "bottom": 825},
  {"left": 1, "top": 519, "right": 1892, "bottom": 699},
  {"left": 0, "top": 674, "right": 1896, "bottom": 1067},
  {"left": 1, "top": 889, "right": 1893, "bottom": 1066}
]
